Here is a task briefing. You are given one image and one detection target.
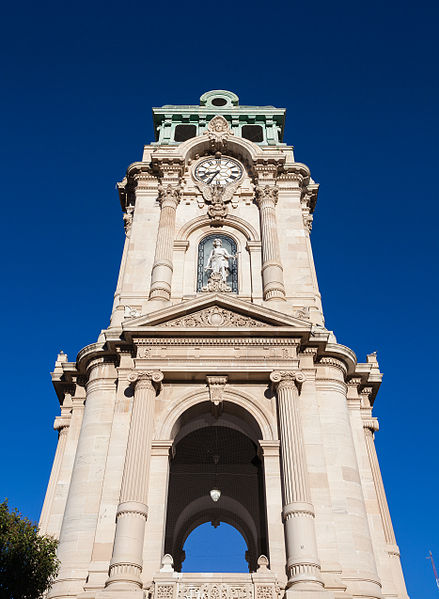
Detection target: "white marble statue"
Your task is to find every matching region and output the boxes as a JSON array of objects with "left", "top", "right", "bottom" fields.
[{"left": 204, "top": 239, "right": 235, "bottom": 283}]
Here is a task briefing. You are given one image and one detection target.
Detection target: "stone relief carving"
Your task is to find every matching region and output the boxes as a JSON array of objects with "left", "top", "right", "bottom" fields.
[
  {"left": 158, "top": 183, "right": 181, "bottom": 207},
  {"left": 176, "top": 584, "right": 253, "bottom": 599},
  {"left": 123, "top": 205, "right": 134, "bottom": 236},
  {"left": 206, "top": 375, "right": 228, "bottom": 406},
  {"left": 254, "top": 185, "right": 278, "bottom": 207},
  {"left": 159, "top": 307, "right": 269, "bottom": 328},
  {"left": 204, "top": 115, "right": 234, "bottom": 151},
  {"left": 195, "top": 178, "right": 240, "bottom": 224},
  {"left": 124, "top": 305, "right": 141, "bottom": 319},
  {"left": 157, "top": 586, "right": 174, "bottom": 599},
  {"left": 292, "top": 306, "right": 310, "bottom": 320},
  {"left": 255, "top": 587, "right": 274, "bottom": 599}
]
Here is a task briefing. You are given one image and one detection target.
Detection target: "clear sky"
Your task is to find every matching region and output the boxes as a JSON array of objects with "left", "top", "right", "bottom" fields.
[{"left": 0, "top": 0, "right": 438, "bottom": 595}]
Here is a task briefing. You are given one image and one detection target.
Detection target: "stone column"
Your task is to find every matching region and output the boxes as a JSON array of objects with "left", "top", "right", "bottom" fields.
[
  {"left": 255, "top": 186, "right": 286, "bottom": 301},
  {"left": 270, "top": 371, "right": 324, "bottom": 592},
  {"left": 106, "top": 370, "right": 164, "bottom": 589},
  {"left": 49, "top": 359, "right": 116, "bottom": 599},
  {"left": 363, "top": 418, "right": 409, "bottom": 599},
  {"left": 39, "top": 415, "right": 70, "bottom": 535},
  {"left": 149, "top": 184, "right": 180, "bottom": 302}
]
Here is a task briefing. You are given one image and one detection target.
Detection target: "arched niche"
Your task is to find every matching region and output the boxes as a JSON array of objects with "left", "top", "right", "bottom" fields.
[
  {"left": 197, "top": 233, "right": 238, "bottom": 293},
  {"left": 178, "top": 224, "right": 251, "bottom": 298},
  {"left": 163, "top": 402, "right": 268, "bottom": 573}
]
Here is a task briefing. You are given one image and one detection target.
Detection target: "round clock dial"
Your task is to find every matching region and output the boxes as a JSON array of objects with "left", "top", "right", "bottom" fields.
[{"left": 194, "top": 157, "right": 243, "bottom": 186}]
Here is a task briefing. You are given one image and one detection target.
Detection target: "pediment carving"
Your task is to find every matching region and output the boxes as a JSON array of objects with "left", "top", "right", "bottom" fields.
[{"left": 159, "top": 306, "right": 269, "bottom": 328}]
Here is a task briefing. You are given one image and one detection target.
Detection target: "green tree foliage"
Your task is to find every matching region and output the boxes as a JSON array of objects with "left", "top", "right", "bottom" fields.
[{"left": 0, "top": 500, "right": 59, "bottom": 599}]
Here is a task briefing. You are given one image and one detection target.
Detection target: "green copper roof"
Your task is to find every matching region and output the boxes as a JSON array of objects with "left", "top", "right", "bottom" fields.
[{"left": 151, "top": 90, "right": 286, "bottom": 146}]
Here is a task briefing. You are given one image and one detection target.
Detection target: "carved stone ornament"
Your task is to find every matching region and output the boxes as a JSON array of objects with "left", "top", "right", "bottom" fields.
[
  {"left": 195, "top": 179, "right": 240, "bottom": 224},
  {"left": 204, "top": 115, "right": 233, "bottom": 150},
  {"left": 123, "top": 205, "right": 134, "bottom": 237},
  {"left": 292, "top": 306, "right": 310, "bottom": 320},
  {"left": 127, "top": 370, "right": 164, "bottom": 388},
  {"left": 270, "top": 370, "right": 306, "bottom": 387},
  {"left": 202, "top": 272, "right": 232, "bottom": 293},
  {"left": 160, "top": 554, "right": 174, "bottom": 573},
  {"left": 176, "top": 583, "right": 253, "bottom": 599},
  {"left": 159, "top": 307, "right": 269, "bottom": 328},
  {"left": 255, "top": 185, "right": 278, "bottom": 207},
  {"left": 158, "top": 183, "right": 180, "bottom": 207},
  {"left": 124, "top": 305, "right": 141, "bottom": 319},
  {"left": 206, "top": 375, "right": 228, "bottom": 406}
]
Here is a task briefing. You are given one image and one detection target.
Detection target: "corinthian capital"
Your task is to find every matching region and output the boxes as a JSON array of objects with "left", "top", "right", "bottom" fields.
[
  {"left": 128, "top": 370, "right": 164, "bottom": 391},
  {"left": 255, "top": 185, "right": 278, "bottom": 207},
  {"left": 158, "top": 184, "right": 180, "bottom": 208},
  {"left": 270, "top": 370, "right": 306, "bottom": 389}
]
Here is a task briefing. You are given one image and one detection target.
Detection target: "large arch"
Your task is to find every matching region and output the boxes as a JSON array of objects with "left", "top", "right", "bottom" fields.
[
  {"left": 162, "top": 399, "right": 271, "bottom": 573},
  {"left": 157, "top": 389, "right": 276, "bottom": 442}
]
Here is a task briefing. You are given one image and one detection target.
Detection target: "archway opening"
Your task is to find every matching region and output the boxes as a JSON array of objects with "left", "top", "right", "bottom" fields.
[
  {"left": 164, "top": 402, "right": 268, "bottom": 573},
  {"left": 181, "top": 522, "right": 248, "bottom": 572}
]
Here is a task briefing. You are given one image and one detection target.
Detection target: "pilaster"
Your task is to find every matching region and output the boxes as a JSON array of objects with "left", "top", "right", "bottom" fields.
[
  {"left": 360, "top": 394, "right": 409, "bottom": 599},
  {"left": 39, "top": 406, "right": 71, "bottom": 535}
]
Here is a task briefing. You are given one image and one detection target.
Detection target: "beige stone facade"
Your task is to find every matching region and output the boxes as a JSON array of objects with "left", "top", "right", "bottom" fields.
[{"left": 40, "top": 91, "right": 409, "bottom": 599}]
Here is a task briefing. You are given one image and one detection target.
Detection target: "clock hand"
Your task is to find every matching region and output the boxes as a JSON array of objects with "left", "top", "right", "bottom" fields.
[{"left": 207, "top": 170, "right": 220, "bottom": 184}]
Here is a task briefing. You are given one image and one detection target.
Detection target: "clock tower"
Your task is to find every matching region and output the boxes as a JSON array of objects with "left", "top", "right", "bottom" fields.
[{"left": 41, "top": 90, "right": 409, "bottom": 599}]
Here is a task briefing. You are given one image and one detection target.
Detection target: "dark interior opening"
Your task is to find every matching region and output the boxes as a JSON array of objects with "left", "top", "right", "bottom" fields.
[
  {"left": 212, "top": 98, "right": 227, "bottom": 107},
  {"left": 164, "top": 421, "right": 268, "bottom": 572},
  {"left": 174, "top": 124, "right": 197, "bottom": 142},
  {"left": 241, "top": 125, "right": 264, "bottom": 143}
]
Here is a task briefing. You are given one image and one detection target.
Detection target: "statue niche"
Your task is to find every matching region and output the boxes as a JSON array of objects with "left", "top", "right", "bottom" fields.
[{"left": 197, "top": 235, "right": 238, "bottom": 293}]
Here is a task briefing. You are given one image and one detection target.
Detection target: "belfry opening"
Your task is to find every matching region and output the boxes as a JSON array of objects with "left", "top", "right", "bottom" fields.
[{"left": 164, "top": 401, "right": 268, "bottom": 572}]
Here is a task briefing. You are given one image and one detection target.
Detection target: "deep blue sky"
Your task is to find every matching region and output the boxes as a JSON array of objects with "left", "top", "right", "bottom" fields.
[{"left": 1, "top": 0, "right": 438, "bottom": 595}]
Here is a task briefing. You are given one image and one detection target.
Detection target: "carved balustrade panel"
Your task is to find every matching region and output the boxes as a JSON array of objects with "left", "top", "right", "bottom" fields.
[{"left": 153, "top": 581, "right": 279, "bottom": 599}]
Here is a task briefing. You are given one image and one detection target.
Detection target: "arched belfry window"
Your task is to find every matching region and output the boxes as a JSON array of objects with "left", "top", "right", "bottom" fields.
[{"left": 197, "top": 234, "right": 238, "bottom": 293}]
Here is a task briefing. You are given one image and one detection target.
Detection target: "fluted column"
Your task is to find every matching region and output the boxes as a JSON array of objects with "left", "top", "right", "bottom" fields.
[
  {"left": 363, "top": 419, "right": 409, "bottom": 599},
  {"left": 39, "top": 417, "right": 70, "bottom": 535},
  {"left": 255, "top": 186, "right": 286, "bottom": 301},
  {"left": 106, "top": 370, "right": 163, "bottom": 589},
  {"left": 149, "top": 185, "right": 180, "bottom": 301},
  {"left": 270, "top": 371, "right": 323, "bottom": 590},
  {"left": 49, "top": 359, "right": 116, "bottom": 599}
]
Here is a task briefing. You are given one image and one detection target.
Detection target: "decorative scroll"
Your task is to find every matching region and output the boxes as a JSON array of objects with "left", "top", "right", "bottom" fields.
[{"left": 159, "top": 307, "right": 269, "bottom": 328}]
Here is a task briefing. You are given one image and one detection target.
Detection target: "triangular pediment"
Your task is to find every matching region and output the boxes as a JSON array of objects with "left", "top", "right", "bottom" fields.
[{"left": 122, "top": 294, "right": 313, "bottom": 332}]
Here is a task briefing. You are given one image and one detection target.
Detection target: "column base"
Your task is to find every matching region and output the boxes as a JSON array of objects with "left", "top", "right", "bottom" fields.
[
  {"left": 285, "top": 588, "right": 334, "bottom": 599},
  {"left": 77, "top": 590, "right": 144, "bottom": 599}
]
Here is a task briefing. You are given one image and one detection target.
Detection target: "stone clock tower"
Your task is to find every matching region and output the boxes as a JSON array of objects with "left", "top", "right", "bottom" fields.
[{"left": 40, "top": 90, "right": 409, "bottom": 599}]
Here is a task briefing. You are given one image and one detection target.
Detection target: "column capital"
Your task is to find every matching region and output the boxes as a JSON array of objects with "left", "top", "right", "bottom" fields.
[
  {"left": 158, "top": 183, "right": 180, "bottom": 209},
  {"left": 54, "top": 416, "right": 71, "bottom": 433},
  {"left": 363, "top": 417, "right": 379, "bottom": 435},
  {"left": 255, "top": 184, "right": 278, "bottom": 207},
  {"left": 270, "top": 370, "right": 305, "bottom": 390},
  {"left": 128, "top": 370, "right": 164, "bottom": 391}
]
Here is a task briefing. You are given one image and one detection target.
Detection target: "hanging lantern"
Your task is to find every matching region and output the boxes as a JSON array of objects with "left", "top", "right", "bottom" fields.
[{"left": 210, "top": 488, "right": 221, "bottom": 502}]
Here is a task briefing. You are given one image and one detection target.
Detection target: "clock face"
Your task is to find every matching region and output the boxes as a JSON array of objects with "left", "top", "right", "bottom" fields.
[{"left": 194, "top": 157, "right": 243, "bottom": 186}]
